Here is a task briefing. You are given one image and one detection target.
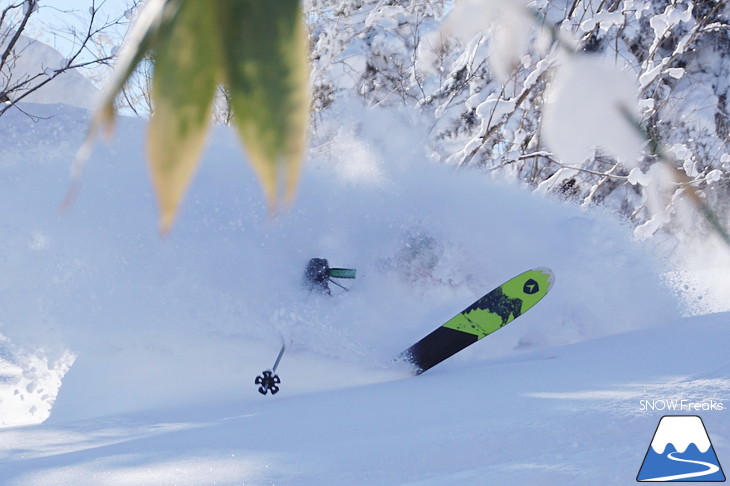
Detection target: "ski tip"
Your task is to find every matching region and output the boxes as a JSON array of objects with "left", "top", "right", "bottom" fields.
[
  {"left": 395, "top": 351, "right": 431, "bottom": 376},
  {"left": 530, "top": 267, "right": 555, "bottom": 291}
]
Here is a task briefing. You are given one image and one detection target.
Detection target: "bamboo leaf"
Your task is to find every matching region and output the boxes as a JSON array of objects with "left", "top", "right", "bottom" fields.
[
  {"left": 147, "top": 0, "right": 221, "bottom": 232},
  {"left": 96, "top": 0, "right": 168, "bottom": 134},
  {"left": 217, "top": 0, "right": 310, "bottom": 207},
  {"left": 73, "top": 0, "right": 311, "bottom": 232},
  {"left": 66, "top": 0, "right": 167, "bottom": 210}
]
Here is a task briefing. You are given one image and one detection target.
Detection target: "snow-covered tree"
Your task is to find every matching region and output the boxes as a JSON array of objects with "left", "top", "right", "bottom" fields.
[{"left": 307, "top": 0, "right": 730, "bottom": 244}]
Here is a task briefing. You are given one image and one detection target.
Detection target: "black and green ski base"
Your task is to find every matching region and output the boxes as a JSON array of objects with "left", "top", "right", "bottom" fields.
[{"left": 400, "top": 268, "right": 555, "bottom": 374}]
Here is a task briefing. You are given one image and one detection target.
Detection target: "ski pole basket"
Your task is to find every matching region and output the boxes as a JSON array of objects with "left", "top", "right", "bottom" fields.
[
  {"left": 255, "top": 342, "right": 286, "bottom": 396},
  {"left": 255, "top": 370, "right": 281, "bottom": 395}
]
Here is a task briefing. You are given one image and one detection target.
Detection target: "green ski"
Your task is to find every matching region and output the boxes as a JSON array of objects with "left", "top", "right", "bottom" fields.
[
  {"left": 327, "top": 268, "right": 357, "bottom": 279},
  {"left": 400, "top": 268, "right": 555, "bottom": 374}
]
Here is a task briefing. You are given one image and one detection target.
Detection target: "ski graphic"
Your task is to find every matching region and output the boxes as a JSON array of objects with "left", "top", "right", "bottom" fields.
[{"left": 400, "top": 268, "right": 555, "bottom": 374}]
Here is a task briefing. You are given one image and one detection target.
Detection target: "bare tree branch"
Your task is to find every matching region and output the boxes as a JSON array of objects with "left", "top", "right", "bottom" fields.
[
  {"left": 0, "top": 0, "right": 141, "bottom": 119},
  {"left": 0, "top": 0, "right": 35, "bottom": 72}
]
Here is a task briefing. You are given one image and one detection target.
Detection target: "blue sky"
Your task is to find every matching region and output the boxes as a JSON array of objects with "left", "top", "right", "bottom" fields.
[{"left": 27, "top": 0, "right": 135, "bottom": 58}]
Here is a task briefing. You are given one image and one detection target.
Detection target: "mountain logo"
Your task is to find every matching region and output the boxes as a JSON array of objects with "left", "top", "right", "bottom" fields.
[
  {"left": 637, "top": 415, "right": 725, "bottom": 482},
  {"left": 523, "top": 279, "right": 539, "bottom": 295}
]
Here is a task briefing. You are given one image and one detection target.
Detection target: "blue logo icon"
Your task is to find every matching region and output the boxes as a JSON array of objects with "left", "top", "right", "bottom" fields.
[{"left": 637, "top": 415, "right": 725, "bottom": 482}]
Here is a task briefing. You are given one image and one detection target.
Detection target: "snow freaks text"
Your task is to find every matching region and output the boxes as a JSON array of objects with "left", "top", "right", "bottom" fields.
[{"left": 640, "top": 400, "right": 725, "bottom": 412}]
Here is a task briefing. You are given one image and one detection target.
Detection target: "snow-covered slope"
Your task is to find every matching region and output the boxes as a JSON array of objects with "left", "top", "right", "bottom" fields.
[
  {"left": 2, "top": 313, "right": 729, "bottom": 485},
  {"left": 0, "top": 102, "right": 726, "bottom": 484}
]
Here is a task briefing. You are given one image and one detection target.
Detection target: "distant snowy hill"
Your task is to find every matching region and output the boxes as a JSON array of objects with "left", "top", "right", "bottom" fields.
[{"left": 2, "top": 35, "right": 98, "bottom": 109}]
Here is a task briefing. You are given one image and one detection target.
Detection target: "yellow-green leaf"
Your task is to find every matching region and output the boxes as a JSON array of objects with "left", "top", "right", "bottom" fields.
[
  {"left": 96, "top": 0, "right": 168, "bottom": 134},
  {"left": 147, "top": 0, "right": 221, "bottom": 232},
  {"left": 217, "top": 0, "right": 310, "bottom": 207},
  {"left": 74, "top": 0, "right": 311, "bottom": 232},
  {"left": 67, "top": 0, "right": 168, "bottom": 211}
]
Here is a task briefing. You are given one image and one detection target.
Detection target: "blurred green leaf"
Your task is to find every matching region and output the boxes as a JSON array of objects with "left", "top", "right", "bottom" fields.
[
  {"left": 96, "top": 0, "right": 168, "bottom": 135},
  {"left": 78, "top": 0, "right": 310, "bottom": 232},
  {"left": 218, "top": 0, "right": 309, "bottom": 207},
  {"left": 147, "top": 0, "right": 221, "bottom": 232}
]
